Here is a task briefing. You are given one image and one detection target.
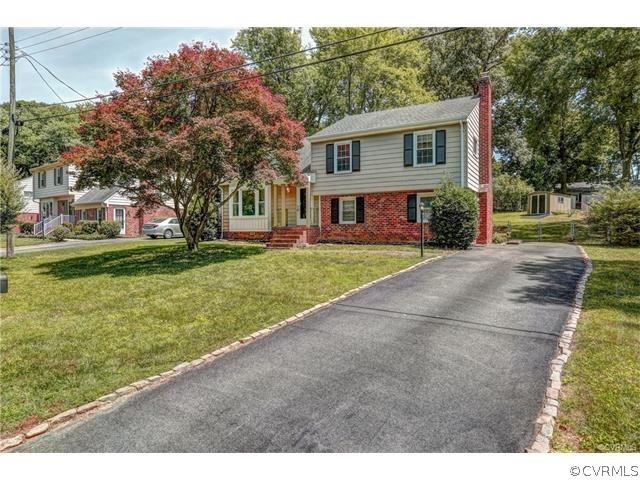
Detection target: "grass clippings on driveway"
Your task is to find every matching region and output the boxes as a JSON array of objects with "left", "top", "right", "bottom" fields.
[
  {"left": 0, "top": 239, "right": 436, "bottom": 436},
  {"left": 554, "top": 246, "right": 640, "bottom": 452}
]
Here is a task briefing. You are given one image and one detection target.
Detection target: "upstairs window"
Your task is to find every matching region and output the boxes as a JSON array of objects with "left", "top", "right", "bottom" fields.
[
  {"left": 38, "top": 171, "right": 46, "bottom": 188},
  {"left": 415, "top": 130, "right": 435, "bottom": 166},
  {"left": 335, "top": 142, "right": 352, "bottom": 173},
  {"left": 54, "top": 167, "right": 64, "bottom": 185}
]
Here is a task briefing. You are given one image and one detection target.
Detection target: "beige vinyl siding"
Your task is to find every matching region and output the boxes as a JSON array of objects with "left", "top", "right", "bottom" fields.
[
  {"left": 466, "top": 103, "right": 480, "bottom": 192},
  {"left": 310, "top": 124, "right": 462, "bottom": 196}
]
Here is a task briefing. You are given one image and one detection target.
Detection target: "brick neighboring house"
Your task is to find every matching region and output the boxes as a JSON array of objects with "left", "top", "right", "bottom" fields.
[
  {"left": 30, "top": 161, "right": 174, "bottom": 237},
  {"left": 220, "top": 73, "right": 493, "bottom": 247}
]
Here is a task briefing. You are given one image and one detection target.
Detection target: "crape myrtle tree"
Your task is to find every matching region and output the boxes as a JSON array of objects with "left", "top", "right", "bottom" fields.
[{"left": 63, "top": 43, "right": 306, "bottom": 252}]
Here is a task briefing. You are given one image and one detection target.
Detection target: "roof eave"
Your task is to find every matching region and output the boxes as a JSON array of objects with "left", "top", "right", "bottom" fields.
[{"left": 308, "top": 117, "right": 469, "bottom": 144}]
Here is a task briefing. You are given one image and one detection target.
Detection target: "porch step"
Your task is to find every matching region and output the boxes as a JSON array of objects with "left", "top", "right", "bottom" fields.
[{"left": 266, "top": 227, "right": 309, "bottom": 250}]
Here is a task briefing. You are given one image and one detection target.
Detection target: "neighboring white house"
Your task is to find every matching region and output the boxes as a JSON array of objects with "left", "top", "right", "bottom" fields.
[
  {"left": 17, "top": 176, "right": 40, "bottom": 223},
  {"left": 31, "top": 161, "right": 88, "bottom": 219},
  {"left": 30, "top": 161, "right": 175, "bottom": 236}
]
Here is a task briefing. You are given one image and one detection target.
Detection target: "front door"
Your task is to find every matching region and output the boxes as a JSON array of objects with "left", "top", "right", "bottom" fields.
[
  {"left": 297, "top": 187, "right": 307, "bottom": 225},
  {"left": 114, "top": 208, "right": 126, "bottom": 235}
]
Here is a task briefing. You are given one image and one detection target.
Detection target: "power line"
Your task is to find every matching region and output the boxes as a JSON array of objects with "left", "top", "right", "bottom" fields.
[
  {"left": 16, "top": 28, "right": 122, "bottom": 57},
  {"left": 19, "top": 27, "right": 90, "bottom": 50},
  {"left": 22, "top": 55, "right": 66, "bottom": 102},
  {"left": 17, "top": 48, "right": 88, "bottom": 98},
  {"left": 22, "top": 27, "right": 399, "bottom": 108},
  {"left": 20, "top": 28, "right": 462, "bottom": 123},
  {"left": 15, "top": 27, "right": 61, "bottom": 43}
]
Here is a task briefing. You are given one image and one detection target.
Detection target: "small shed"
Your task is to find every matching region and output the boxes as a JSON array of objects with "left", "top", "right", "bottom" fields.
[{"left": 527, "top": 191, "right": 572, "bottom": 215}]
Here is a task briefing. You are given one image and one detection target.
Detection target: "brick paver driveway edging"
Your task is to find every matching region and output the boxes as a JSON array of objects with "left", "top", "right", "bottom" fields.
[
  {"left": 527, "top": 246, "right": 592, "bottom": 453},
  {"left": 0, "top": 253, "right": 447, "bottom": 452}
]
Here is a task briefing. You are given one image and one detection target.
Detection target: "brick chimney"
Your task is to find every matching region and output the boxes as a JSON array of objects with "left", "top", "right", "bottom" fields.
[{"left": 476, "top": 72, "right": 493, "bottom": 244}]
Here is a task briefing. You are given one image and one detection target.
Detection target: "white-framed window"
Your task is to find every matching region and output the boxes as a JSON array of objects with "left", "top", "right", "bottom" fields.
[
  {"left": 80, "top": 210, "right": 87, "bottom": 220},
  {"left": 335, "top": 141, "right": 352, "bottom": 173},
  {"left": 339, "top": 197, "right": 356, "bottom": 224},
  {"left": 96, "top": 207, "right": 106, "bottom": 221},
  {"left": 38, "top": 171, "right": 46, "bottom": 188},
  {"left": 418, "top": 194, "right": 434, "bottom": 222},
  {"left": 414, "top": 130, "right": 435, "bottom": 166},
  {"left": 231, "top": 187, "right": 266, "bottom": 217},
  {"left": 558, "top": 196, "right": 564, "bottom": 204},
  {"left": 54, "top": 167, "right": 64, "bottom": 185}
]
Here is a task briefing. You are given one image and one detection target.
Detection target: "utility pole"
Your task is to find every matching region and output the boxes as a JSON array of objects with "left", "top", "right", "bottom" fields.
[
  {"left": 5, "top": 27, "right": 16, "bottom": 257},
  {"left": 7, "top": 27, "right": 16, "bottom": 165}
]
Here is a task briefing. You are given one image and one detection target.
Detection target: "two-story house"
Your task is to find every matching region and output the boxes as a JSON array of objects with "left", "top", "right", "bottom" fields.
[
  {"left": 220, "top": 73, "right": 493, "bottom": 247},
  {"left": 16, "top": 176, "right": 40, "bottom": 224},
  {"left": 30, "top": 162, "right": 174, "bottom": 236}
]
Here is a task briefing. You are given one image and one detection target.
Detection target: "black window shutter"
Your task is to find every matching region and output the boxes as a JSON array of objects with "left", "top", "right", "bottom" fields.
[
  {"left": 352, "top": 141, "right": 360, "bottom": 172},
  {"left": 331, "top": 198, "right": 339, "bottom": 224},
  {"left": 436, "top": 129, "right": 446, "bottom": 164},
  {"left": 326, "top": 144, "right": 334, "bottom": 174},
  {"left": 407, "top": 194, "right": 417, "bottom": 222},
  {"left": 403, "top": 134, "right": 413, "bottom": 166},
  {"left": 356, "top": 196, "right": 365, "bottom": 223}
]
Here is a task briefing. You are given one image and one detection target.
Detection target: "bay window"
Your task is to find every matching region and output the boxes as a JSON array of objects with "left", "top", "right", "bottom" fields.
[{"left": 232, "top": 187, "right": 266, "bottom": 217}]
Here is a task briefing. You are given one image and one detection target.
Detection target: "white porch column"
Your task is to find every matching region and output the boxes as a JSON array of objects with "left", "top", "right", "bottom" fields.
[
  {"left": 280, "top": 184, "right": 286, "bottom": 226},
  {"left": 306, "top": 180, "right": 312, "bottom": 227},
  {"left": 272, "top": 184, "right": 277, "bottom": 228}
]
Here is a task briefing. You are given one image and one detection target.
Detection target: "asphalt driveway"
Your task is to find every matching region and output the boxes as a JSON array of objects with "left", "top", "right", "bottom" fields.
[{"left": 19, "top": 243, "right": 584, "bottom": 452}]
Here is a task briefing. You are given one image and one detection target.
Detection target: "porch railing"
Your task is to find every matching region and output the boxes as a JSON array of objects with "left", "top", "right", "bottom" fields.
[{"left": 34, "top": 214, "right": 75, "bottom": 237}]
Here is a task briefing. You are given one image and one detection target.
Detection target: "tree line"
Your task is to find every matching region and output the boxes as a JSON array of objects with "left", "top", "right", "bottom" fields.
[{"left": 2, "top": 27, "right": 639, "bottom": 189}]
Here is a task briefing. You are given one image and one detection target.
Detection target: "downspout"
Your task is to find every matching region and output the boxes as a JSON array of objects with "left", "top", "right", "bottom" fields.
[{"left": 459, "top": 120, "right": 466, "bottom": 188}]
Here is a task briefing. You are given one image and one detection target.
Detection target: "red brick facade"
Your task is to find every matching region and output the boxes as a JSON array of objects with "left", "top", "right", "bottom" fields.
[
  {"left": 73, "top": 204, "right": 175, "bottom": 237},
  {"left": 476, "top": 72, "right": 493, "bottom": 244},
  {"left": 224, "top": 231, "right": 272, "bottom": 242},
  {"left": 319, "top": 191, "right": 433, "bottom": 244},
  {"left": 16, "top": 213, "right": 39, "bottom": 224}
]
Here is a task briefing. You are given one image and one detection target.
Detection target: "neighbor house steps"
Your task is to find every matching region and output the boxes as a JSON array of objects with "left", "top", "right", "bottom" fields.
[{"left": 266, "top": 227, "right": 308, "bottom": 249}]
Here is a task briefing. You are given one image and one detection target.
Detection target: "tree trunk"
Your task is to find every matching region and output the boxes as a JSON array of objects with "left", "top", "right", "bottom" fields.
[
  {"left": 5, "top": 230, "right": 15, "bottom": 258},
  {"left": 622, "top": 153, "right": 632, "bottom": 182}
]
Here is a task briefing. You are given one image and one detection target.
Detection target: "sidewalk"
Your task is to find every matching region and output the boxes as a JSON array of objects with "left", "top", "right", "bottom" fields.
[{"left": 1, "top": 237, "right": 147, "bottom": 256}]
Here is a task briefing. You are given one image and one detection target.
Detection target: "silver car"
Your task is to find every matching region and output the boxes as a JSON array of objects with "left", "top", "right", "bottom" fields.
[{"left": 143, "top": 217, "right": 184, "bottom": 239}]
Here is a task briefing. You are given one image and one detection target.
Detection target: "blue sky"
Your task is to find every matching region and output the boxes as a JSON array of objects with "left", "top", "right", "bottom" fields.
[{"left": 0, "top": 28, "right": 312, "bottom": 104}]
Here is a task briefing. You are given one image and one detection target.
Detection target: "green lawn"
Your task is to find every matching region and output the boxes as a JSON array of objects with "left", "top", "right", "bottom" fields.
[
  {"left": 554, "top": 246, "right": 640, "bottom": 452},
  {"left": 0, "top": 234, "right": 50, "bottom": 248},
  {"left": 493, "top": 211, "right": 598, "bottom": 243},
  {"left": 0, "top": 239, "right": 437, "bottom": 435}
]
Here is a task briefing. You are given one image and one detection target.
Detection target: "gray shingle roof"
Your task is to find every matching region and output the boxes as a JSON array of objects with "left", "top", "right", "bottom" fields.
[
  {"left": 308, "top": 96, "right": 480, "bottom": 141},
  {"left": 73, "top": 187, "right": 120, "bottom": 206},
  {"left": 298, "top": 139, "right": 311, "bottom": 173}
]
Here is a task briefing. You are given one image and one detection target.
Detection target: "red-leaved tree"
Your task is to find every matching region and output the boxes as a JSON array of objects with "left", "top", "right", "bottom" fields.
[{"left": 63, "top": 42, "right": 306, "bottom": 251}]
